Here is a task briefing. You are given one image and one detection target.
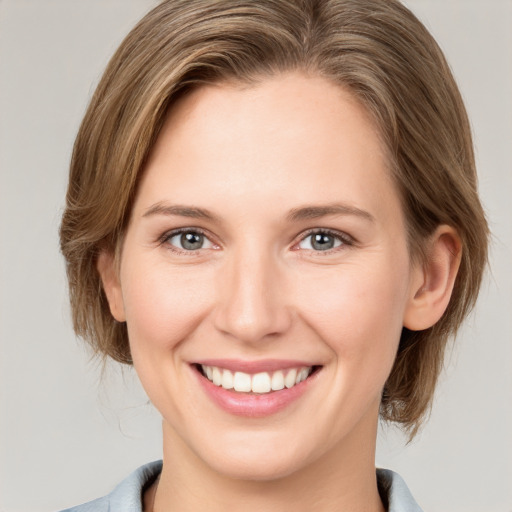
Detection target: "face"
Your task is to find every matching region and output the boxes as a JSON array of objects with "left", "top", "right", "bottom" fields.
[{"left": 104, "top": 73, "right": 423, "bottom": 480}]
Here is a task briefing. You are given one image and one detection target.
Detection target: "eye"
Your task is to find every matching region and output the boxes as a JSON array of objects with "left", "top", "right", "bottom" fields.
[
  {"left": 297, "top": 230, "right": 347, "bottom": 251},
  {"left": 164, "top": 229, "right": 215, "bottom": 251}
]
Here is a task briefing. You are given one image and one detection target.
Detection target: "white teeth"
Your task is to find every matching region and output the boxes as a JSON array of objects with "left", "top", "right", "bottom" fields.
[
  {"left": 221, "top": 369, "right": 234, "bottom": 389},
  {"left": 201, "top": 365, "right": 313, "bottom": 394},
  {"left": 271, "top": 370, "right": 285, "bottom": 391},
  {"left": 252, "top": 372, "right": 271, "bottom": 393},
  {"left": 296, "top": 368, "right": 309, "bottom": 384},
  {"left": 284, "top": 368, "right": 297, "bottom": 388},
  {"left": 212, "top": 367, "right": 222, "bottom": 386},
  {"left": 233, "top": 371, "right": 252, "bottom": 392}
]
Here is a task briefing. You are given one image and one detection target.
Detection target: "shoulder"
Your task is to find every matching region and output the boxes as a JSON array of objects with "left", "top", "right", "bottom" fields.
[
  {"left": 59, "top": 460, "right": 163, "bottom": 512},
  {"left": 377, "top": 468, "right": 423, "bottom": 512}
]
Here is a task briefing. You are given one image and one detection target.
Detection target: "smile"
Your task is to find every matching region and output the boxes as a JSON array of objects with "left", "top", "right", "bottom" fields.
[
  {"left": 200, "top": 365, "right": 313, "bottom": 394},
  {"left": 192, "top": 361, "right": 321, "bottom": 417}
]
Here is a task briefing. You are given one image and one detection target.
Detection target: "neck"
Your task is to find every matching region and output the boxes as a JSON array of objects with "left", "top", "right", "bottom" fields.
[{"left": 149, "top": 415, "right": 385, "bottom": 512}]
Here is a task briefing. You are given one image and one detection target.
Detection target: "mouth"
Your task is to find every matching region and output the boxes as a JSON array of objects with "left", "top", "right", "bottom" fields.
[
  {"left": 192, "top": 361, "right": 321, "bottom": 416},
  {"left": 195, "top": 363, "right": 321, "bottom": 394}
]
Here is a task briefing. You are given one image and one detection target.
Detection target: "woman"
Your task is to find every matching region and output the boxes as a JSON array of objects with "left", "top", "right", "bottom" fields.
[{"left": 59, "top": 0, "right": 489, "bottom": 510}]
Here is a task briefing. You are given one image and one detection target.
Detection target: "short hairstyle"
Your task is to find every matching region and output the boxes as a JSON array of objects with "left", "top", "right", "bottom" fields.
[{"left": 60, "top": 0, "right": 489, "bottom": 436}]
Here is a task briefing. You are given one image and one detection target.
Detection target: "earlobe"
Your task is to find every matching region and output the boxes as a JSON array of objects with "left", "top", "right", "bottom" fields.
[
  {"left": 403, "top": 225, "right": 462, "bottom": 331},
  {"left": 96, "top": 250, "right": 126, "bottom": 322}
]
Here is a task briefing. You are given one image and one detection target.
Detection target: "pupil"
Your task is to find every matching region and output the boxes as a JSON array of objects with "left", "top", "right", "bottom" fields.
[
  {"left": 312, "top": 233, "right": 334, "bottom": 251},
  {"left": 181, "top": 232, "right": 203, "bottom": 250}
]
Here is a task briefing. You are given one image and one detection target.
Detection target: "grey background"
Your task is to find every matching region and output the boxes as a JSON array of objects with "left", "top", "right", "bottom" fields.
[{"left": 0, "top": 1, "right": 510, "bottom": 511}]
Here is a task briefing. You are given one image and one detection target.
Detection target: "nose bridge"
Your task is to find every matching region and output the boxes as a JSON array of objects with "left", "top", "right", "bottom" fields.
[{"left": 213, "top": 239, "right": 291, "bottom": 343}]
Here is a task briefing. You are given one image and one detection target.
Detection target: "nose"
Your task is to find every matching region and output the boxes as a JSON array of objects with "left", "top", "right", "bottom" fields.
[{"left": 213, "top": 245, "right": 292, "bottom": 345}]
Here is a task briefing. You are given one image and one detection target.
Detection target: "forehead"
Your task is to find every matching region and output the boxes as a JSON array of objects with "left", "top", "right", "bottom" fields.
[{"left": 135, "top": 73, "right": 401, "bottom": 229}]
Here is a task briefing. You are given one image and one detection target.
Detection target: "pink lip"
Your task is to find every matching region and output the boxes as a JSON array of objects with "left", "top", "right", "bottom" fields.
[
  {"left": 194, "top": 358, "right": 315, "bottom": 374},
  {"left": 191, "top": 362, "right": 320, "bottom": 418}
]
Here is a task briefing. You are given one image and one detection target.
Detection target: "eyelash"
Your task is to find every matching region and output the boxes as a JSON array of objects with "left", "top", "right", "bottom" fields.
[
  {"left": 158, "top": 227, "right": 354, "bottom": 256},
  {"left": 158, "top": 227, "right": 214, "bottom": 256},
  {"left": 295, "top": 228, "right": 354, "bottom": 254}
]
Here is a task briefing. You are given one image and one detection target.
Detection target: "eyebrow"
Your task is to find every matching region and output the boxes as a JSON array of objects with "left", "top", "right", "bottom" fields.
[
  {"left": 142, "top": 203, "right": 220, "bottom": 222},
  {"left": 143, "top": 201, "right": 375, "bottom": 223},
  {"left": 286, "top": 203, "right": 375, "bottom": 223}
]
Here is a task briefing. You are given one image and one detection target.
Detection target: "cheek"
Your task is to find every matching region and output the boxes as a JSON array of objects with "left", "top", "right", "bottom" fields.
[
  {"left": 293, "top": 256, "right": 409, "bottom": 365},
  {"left": 120, "top": 258, "right": 214, "bottom": 353}
]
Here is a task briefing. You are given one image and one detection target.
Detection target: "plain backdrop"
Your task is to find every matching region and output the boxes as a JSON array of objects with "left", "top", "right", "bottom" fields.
[{"left": 0, "top": 1, "right": 511, "bottom": 511}]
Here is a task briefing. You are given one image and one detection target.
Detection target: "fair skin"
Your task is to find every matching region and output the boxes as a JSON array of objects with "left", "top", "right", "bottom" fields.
[{"left": 98, "top": 73, "right": 460, "bottom": 512}]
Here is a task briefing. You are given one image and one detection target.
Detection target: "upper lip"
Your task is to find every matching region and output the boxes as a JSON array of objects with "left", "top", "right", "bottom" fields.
[{"left": 193, "top": 359, "right": 320, "bottom": 374}]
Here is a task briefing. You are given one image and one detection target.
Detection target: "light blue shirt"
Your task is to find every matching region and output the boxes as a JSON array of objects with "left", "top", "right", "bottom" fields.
[{"left": 59, "top": 460, "right": 423, "bottom": 511}]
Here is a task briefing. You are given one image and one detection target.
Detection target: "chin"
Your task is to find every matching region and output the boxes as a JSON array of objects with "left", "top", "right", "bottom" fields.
[
  {"left": 207, "top": 450, "right": 308, "bottom": 482},
  {"left": 193, "top": 429, "right": 320, "bottom": 482}
]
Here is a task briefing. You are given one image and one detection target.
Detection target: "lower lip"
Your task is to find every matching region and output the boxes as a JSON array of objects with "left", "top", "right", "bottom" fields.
[{"left": 193, "top": 367, "right": 318, "bottom": 418}]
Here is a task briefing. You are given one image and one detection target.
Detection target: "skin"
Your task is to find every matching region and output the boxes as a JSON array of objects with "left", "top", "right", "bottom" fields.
[{"left": 98, "top": 73, "right": 461, "bottom": 512}]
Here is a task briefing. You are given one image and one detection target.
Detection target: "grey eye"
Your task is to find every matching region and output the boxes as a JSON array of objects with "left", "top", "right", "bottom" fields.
[
  {"left": 181, "top": 232, "right": 203, "bottom": 250},
  {"left": 299, "top": 232, "right": 343, "bottom": 251},
  {"left": 168, "top": 231, "right": 214, "bottom": 251}
]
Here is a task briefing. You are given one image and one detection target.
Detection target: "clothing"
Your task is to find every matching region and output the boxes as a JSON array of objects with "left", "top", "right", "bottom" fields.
[{"left": 59, "top": 460, "right": 423, "bottom": 512}]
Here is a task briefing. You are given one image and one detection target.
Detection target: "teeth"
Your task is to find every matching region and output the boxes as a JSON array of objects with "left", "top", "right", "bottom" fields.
[
  {"left": 271, "top": 370, "right": 285, "bottom": 391},
  {"left": 297, "top": 368, "right": 309, "bottom": 383},
  {"left": 285, "top": 368, "right": 297, "bottom": 388},
  {"left": 233, "top": 371, "right": 252, "bottom": 392},
  {"left": 201, "top": 365, "right": 312, "bottom": 394},
  {"left": 221, "top": 369, "right": 234, "bottom": 389},
  {"left": 212, "top": 367, "right": 222, "bottom": 386},
  {"left": 252, "top": 372, "right": 271, "bottom": 393}
]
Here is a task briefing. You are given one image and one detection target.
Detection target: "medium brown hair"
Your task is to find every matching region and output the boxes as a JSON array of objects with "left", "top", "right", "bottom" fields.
[{"left": 60, "top": 0, "right": 489, "bottom": 436}]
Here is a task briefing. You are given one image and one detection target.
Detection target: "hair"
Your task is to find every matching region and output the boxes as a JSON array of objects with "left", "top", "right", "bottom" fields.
[{"left": 60, "top": 0, "right": 489, "bottom": 437}]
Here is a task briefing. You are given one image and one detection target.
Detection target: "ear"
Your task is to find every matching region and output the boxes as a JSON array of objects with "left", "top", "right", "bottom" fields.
[
  {"left": 403, "top": 225, "right": 462, "bottom": 331},
  {"left": 96, "top": 250, "right": 126, "bottom": 322}
]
